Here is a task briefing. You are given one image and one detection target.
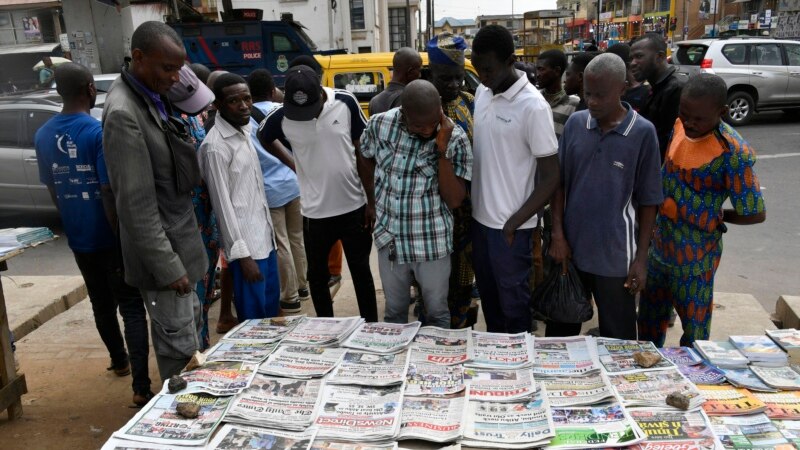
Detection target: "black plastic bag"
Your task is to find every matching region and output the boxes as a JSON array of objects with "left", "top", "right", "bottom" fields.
[{"left": 531, "top": 260, "right": 593, "bottom": 324}]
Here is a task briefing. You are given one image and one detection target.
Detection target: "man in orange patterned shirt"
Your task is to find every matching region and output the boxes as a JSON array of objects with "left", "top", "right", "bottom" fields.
[{"left": 638, "top": 74, "right": 766, "bottom": 347}]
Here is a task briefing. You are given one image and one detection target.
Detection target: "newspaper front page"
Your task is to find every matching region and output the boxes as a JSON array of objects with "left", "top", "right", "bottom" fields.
[
  {"left": 224, "top": 373, "right": 323, "bottom": 430},
  {"left": 112, "top": 392, "right": 230, "bottom": 446},
  {"left": 410, "top": 326, "right": 472, "bottom": 365},
  {"left": 547, "top": 401, "right": 647, "bottom": 449},
  {"left": 467, "top": 331, "right": 535, "bottom": 369},
  {"left": 204, "top": 341, "right": 278, "bottom": 364},
  {"left": 222, "top": 315, "right": 306, "bottom": 343},
  {"left": 597, "top": 339, "right": 677, "bottom": 374},
  {"left": 314, "top": 384, "right": 405, "bottom": 442},
  {"left": 310, "top": 441, "right": 398, "bottom": 450},
  {"left": 327, "top": 350, "right": 409, "bottom": 386},
  {"left": 463, "top": 367, "right": 537, "bottom": 402},
  {"left": 398, "top": 391, "right": 467, "bottom": 442},
  {"left": 259, "top": 345, "right": 346, "bottom": 378},
  {"left": 532, "top": 336, "right": 602, "bottom": 377},
  {"left": 608, "top": 368, "right": 704, "bottom": 410},
  {"left": 170, "top": 361, "right": 258, "bottom": 396},
  {"left": 629, "top": 407, "right": 723, "bottom": 450},
  {"left": 405, "top": 361, "right": 465, "bottom": 396},
  {"left": 709, "top": 413, "right": 795, "bottom": 449},
  {"left": 542, "top": 372, "right": 616, "bottom": 407},
  {"left": 208, "top": 423, "right": 317, "bottom": 450},
  {"left": 341, "top": 321, "right": 421, "bottom": 354},
  {"left": 283, "top": 317, "right": 364, "bottom": 346}
]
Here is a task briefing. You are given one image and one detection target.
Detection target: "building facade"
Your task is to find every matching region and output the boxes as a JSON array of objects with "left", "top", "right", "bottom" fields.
[{"left": 432, "top": 16, "right": 476, "bottom": 44}]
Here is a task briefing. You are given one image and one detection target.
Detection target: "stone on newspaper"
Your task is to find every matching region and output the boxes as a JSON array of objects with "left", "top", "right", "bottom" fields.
[
  {"left": 176, "top": 402, "right": 201, "bottom": 419},
  {"left": 666, "top": 391, "right": 691, "bottom": 410},
  {"left": 168, "top": 375, "right": 187, "bottom": 393},
  {"left": 633, "top": 351, "right": 662, "bottom": 368}
]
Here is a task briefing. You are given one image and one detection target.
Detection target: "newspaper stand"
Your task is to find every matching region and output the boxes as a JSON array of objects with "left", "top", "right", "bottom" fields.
[{"left": 0, "top": 248, "right": 28, "bottom": 420}]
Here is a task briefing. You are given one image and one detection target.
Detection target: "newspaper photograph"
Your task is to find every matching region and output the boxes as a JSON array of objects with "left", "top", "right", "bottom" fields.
[
  {"left": 608, "top": 368, "right": 704, "bottom": 410},
  {"left": 462, "top": 383, "right": 556, "bottom": 449},
  {"left": 341, "top": 321, "right": 421, "bottom": 354},
  {"left": 628, "top": 407, "right": 722, "bottom": 450},
  {"left": 327, "top": 350, "right": 409, "bottom": 386},
  {"left": 313, "top": 384, "right": 404, "bottom": 442},
  {"left": 169, "top": 361, "right": 258, "bottom": 396},
  {"left": 283, "top": 317, "right": 364, "bottom": 346},
  {"left": 709, "top": 413, "right": 795, "bottom": 449},
  {"left": 398, "top": 391, "right": 467, "bottom": 442},
  {"left": 463, "top": 367, "right": 536, "bottom": 402},
  {"left": 310, "top": 441, "right": 398, "bottom": 450},
  {"left": 410, "top": 326, "right": 472, "bottom": 365},
  {"left": 205, "top": 341, "right": 278, "bottom": 364},
  {"left": 222, "top": 315, "right": 306, "bottom": 343},
  {"left": 224, "top": 373, "right": 323, "bottom": 430},
  {"left": 405, "top": 361, "right": 465, "bottom": 396},
  {"left": 658, "top": 346, "right": 704, "bottom": 366},
  {"left": 597, "top": 339, "right": 676, "bottom": 374},
  {"left": 208, "top": 423, "right": 317, "bottom": 450},
  {"left": 542, "top": 372, "right": 616, "bottom": 407},
  {"left": 547, "top": 402, "right": 647, "bottom": 449},
  {"left": 467, "top": 331, "right": 535, "bottom": 369},
  {"left": 112, "top": 392, "right": 230, "bottom": 446},
  {"left": 259, "top": 345, "right": 346, "bottom": 378},
  {"left": 531, "top": 336, "right": 602, "bottom": 377}
]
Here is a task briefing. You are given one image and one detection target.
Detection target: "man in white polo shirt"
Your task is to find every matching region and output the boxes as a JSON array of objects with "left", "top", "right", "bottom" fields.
[
  {"left": 470, "top": 25, "right": 561, "bottom": 334},
  {"left": 257, "top": 65, "right": 378, "bottom": 322}
]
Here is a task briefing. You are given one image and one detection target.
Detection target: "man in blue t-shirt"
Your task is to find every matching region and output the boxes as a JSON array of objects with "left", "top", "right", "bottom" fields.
[{"left": 34, "top": 62, "right": 153, "bottom": 407}]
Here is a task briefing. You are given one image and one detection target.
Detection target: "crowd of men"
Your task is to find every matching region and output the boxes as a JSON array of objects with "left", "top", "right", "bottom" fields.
[{"left": 33, "top": 21, "right": 765, "bottom": 405}]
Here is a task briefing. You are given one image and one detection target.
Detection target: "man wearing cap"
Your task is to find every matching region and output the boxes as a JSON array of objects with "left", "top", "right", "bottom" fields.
[
  {"left": 103, "top": 21, "right": 209, "bottom": 381},
  {"left": 368, "top": 47, "right": 422, "bottom": 116},
  {"left": 258, "top": 65, "right": 378, "bottom": 322},
  {"left": 201, "top": 73, "right": 279, "bottom": 320},
  {"left": 360, "top": 79, "right": 472, "bottom": 328},
  {"left": 426, "top": 32, "right": 477, "bottom": 329}
]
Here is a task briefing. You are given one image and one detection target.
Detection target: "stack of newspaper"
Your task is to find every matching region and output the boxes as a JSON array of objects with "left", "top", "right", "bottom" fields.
[
  {"left": 628, "top": 408, "right": 722, "bottom": 449},
  {"left": 313, "top": 384, "right": 404, "bottom": 442},
  {"left": 661, "top": 346, "right": 726, "bottom": 385},
  {"left": 204, "top": 341, "right": 278, "bottom": 364},
  {"left": 221, "top": 315, "right": 305, "bottom": 343},
  {"left": 608, "top": 367, "right": 705, "bottom": 410},
  {"left": 752, "top": 391, "right": 800, "bottom": 419},
  {"left": 699, "top": 385, "right": 767, "bottom": 415},
  {"left": 693, "top": 340, "right": 749, "bottom": 368},
  {"left": 327, "top": 350, "right": 409, "bottom": 386},
  {"left": 282, "top": 316, "right": 364, "bottom": 346},
  {"left": 709, "top": 413, "right": 796, "bottom": 447},
  {"left": 750, "top": 365, "right": 800, "bottom": 390},
  {"left": 0, "top": 227, "right": 54, "bottom": 247},
  {"left": 398, "top": 391, "right": 468, "bottom": 442},
  {"left": 224, "top": 373, "right": 323, "bottom": 430},
  {"left": 531, "top": 336, "right": 602, "bottom": 377},
  {"left": 259, "top": 345, "right": 346, "bottom": 378},
  {"left": 547, "top": 401, "right": 647, "bottom": 449},
  {"left": 766, "top": 329, "right": 800, "bottom": 364},
  {"left": 729, "top": 335, "right": 789, "bottom": 367},
  {"left": 467, "top": 331, "right": 535, "bottom": 369},
  {"left": 596, "top": 339, "right": 676, "bottom": 374},
  {"left": 718, "top": 366, "right": 779, "bottom": 392},
  {"left": 659, "top": 346, "right": 704, "bottom": 366},
  {"left": 410, "top": 327, "right": 472, "bottom": 365},
  {"left": 404, "top": 361, "right": 465, "bottom": 396},
  {"left": 464, "top": 367, "right": 538, "bottom": 402},
  {"left": 208, "top": 424, "right": 317, "bottom": 450},
  {"left": 171, "top": 361, "right": 259, "bottom": 396},
  {"left": 541, "top": 371, "right": 617, "bottom": 407},
  {"left": 341, "top": 321, "right": 420, "bottom": 354}
]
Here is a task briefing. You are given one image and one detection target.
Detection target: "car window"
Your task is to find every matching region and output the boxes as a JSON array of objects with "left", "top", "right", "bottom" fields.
[
  {"left": 675, "top": 45, "right": 708, "bottom": 65},
  {"left": 0, "top": 111, "right": 20, "bottom": 147},
  {"left": 753, "top": 44, "right": 783, "bottom": 66},
  {"left": 786, "top": 44, "right": 800, "bottom": 66},
  {"left": 272, "top": 33, "right": 299, "bottom": 52},
  {"left": 333, "top": 71, "right": 384, "bottom": 102},
  {"left": 22, "top": 110, "right": 56, "bottom": 147},
  {"left": 94, "top": 79, "right": 115, "bottom": 93},
  {"left": 722, "top": 44, "right": 748, "bottom": 65}
]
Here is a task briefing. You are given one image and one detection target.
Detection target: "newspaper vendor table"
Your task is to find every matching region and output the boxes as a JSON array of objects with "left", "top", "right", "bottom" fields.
[{"left": 0, "top": 248, "right": 28, "bottom": 420}]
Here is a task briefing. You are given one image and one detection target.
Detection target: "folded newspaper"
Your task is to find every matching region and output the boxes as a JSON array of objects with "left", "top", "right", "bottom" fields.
[
  {"left": 596, "top": 338, "right": 677, "bottom": 374},
  {"left": 259, "top": 345, "right": 346, "bottom": 379},
  {"left": 204, "top": 341, "right": 278, "bottom": 364},
  {"left": 224, "top": 373, "right": 323, "bottom": 430},
  {"left": 658, "top": 346, "right": 704, "bottom": 366},
  {"left": 608, "top": 367, "right": 704, "bottom": 410},
  {"left": 709, "top": 413, "right": 795, "bottom": 449},
  {"left": 542, "top": 372, "right": 616, "bottom": 407},
  {"left": 467, "top": 331, "right": 535, "bottom": 369},
  {"left": 410, "top": 326, "right": 472, "bottom": 365},
  {"left": 547, "top": 401, "right": 648, "bottom": 449},
  {"left": 531, "top": 336, "right": 602, "bottom": 377},
  {"left": 313, "top": 384, "right": 405, "bottom": 442},
  {"left": 170, "top": 361, "right": 258, "bottom": 396},
  {"left": 750, "top": 365, "right": 800, "bottom": 390},
  {"left": 310, "top": 441, "right": 398, "bottom": 450},
  {"left": 405, "top": 361, "right": 465, "bottom": 396},
  {"left": 208, "top": 423, "right": 317, "bottom": 450},
  {"left": 221, "top": 315, "right": 306, "bottom": 343},
  {"left": 463, "top": 367, "right": 537, "bottom": 402},
  {"left": 327, "top": 350, "right": 410, "bottom": 386},
  {"left": 283, "top": 317, "right": 364, "bottom": 346},
  {"left": 341, "top": 321, "right": 420, "bottom": 354},
  {"left": 718, "top": 366, "right": 779, "bottom": 392},
  {"left": 628, "top": 407, "right": 722, "bottom": 450},
  {"left": 678, "top": 361, "right": 727, "bottom": 385},
  {"left": 398, "top": 391, "right": 467, "bottom": 442},
  {"left": 101, "top": 438, "right": 180, "bottom": 450}
]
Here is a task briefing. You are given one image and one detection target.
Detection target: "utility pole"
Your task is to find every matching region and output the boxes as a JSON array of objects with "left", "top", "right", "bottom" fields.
[
  {"left": 682, "top": 0, "right": 688, "bottom": 40},
  {"left": 406, "top": 0, "right": 411, "bottom": 47},
  {"left": 712, "top": 0, "right": 717, "bottom": 36}
]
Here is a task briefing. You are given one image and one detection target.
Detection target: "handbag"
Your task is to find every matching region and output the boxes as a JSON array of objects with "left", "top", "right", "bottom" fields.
[
  {"left": 164, "top": 115, "right": 202, "bottom": 194},
  {"left": 531, "top": 259, "right": 593, "bottom": 324}
]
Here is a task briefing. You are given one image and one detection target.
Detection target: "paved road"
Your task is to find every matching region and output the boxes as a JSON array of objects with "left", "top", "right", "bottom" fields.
[{"left": 2, "top": 112, "right": 798, "bottom": 313}]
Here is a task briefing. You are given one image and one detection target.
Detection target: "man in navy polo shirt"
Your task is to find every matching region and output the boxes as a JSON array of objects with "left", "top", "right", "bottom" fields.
[{"left": 547, "top": 53, "right": 663, "bottom": 339}]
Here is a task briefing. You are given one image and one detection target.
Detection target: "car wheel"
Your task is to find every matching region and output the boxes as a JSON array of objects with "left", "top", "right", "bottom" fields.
[{"left": 725, "top": 91, "right": 754, "bottom": 126}]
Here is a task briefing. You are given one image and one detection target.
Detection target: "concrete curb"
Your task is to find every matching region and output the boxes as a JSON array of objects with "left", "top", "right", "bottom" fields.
[{"left": 3, "top": 276, "right": 87, "bottom": 341}]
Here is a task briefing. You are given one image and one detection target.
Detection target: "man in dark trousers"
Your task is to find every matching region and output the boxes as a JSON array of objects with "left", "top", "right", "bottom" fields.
[
  {"left": 35, "top": 62, "right": 152, "bottom": 406},
  {"left": 368, "top": 47, "right": 422, "bottom": 116}
]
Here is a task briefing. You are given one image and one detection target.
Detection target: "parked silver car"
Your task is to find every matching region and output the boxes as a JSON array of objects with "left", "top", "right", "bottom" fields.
[{"left": 673, "top": 37, "right": 800, "bottom": 125}]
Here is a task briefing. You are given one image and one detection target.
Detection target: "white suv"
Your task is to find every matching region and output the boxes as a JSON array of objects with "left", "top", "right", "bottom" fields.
[{"left": 673, "top": 37, "right": 800, "bottom": 125}]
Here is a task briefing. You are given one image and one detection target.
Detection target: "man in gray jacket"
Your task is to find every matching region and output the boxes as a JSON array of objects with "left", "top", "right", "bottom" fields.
[{"left": 102, "top": 21, "right": 208, "bottom": 381}]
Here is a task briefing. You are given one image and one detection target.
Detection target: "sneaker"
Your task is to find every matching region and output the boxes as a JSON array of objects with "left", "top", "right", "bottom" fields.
[
  {"left": 298, "top": 288, "right": 310, "bottom": 301},
  {"left": 280, "top": 299, "right": 303, "bottom": 314}
]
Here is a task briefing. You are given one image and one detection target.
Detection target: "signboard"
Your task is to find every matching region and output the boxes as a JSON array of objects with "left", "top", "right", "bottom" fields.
[
  {"left": 59, "top": 33, "right": 70, "bottom": 52},
  {"left": 600, "top": 11, "right": 613, "bottom": 20}
]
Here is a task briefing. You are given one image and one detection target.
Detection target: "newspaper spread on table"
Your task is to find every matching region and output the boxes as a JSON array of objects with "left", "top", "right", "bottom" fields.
[
  {"left": 709, "top": 413, "right": 795, "bottom": 449},
  {"left": 208, "top": 423, "right": 317, "bottom": 450},
  {"left": 398, "top": 391, "right": 467, "bottom": 442},
  {"left": 111, "top": 392, "right": 230, "bottom": 446},
  {"left": 313, "top": 384, "right": 404, "bottom": 442},
  {"left": 463, "top": 367, "right": 537, "bottom": 402},
  {"left": 204, "top": 341, "right": 278, "bottom": 364},
  {"left": 224, "top": 373, "right": 323, "bottom": 430},
  {"left": 341, "top": 321, "right": 420, "bottom": 354},
  {"left": 259, "top": 345, "right": 346, "bottom": 378},
  {"left": 404, "top": 361, "right": 465, "bottom": 396},
  {"left": 531, "top": 336, "right": 602, "bottom": 377},
  {"left": 310, "top": 441, "right": 399, "bottom": 450},
  {"left": 608, "top": 367, "right": 705, "bottom": 410},
  {"left": 221, "top": 315, "right": 306, "bottom": 343},
  {"left": 467, "top": 331, "right": 535, "bottom": 369},
  {"left": 101, "top": 438, "right": 186, "bottom": 450},
  {"left": 409, "top": 326, "right": 472, "bottom": 365},
  {"left": 462, "top": 383, "right": 556, "bottom": 449},
  {"left": 542, "top": 371, "right": 617, "bottom": 407},
  {"left": 597, "top": 339, "right": 677, "bottom": 374},
  {"left": 628, "top": 407, "right": 723, "bottom": 450},
  {"left": 170, "top": 361, "right": 258, "bottom": 396},
  {"left": 547, "top": 401, "right": 647, "bottom": 449},
  {"left": 327, "top": 350, "right": 409, "bottom": 386},
  {"left": 283, "top": 317, "right": 364, "bottom": 346}
]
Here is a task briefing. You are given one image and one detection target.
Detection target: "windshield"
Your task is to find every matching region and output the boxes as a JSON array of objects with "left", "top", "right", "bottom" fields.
[
  {"left": 674, "top": 45, "right": 708, "bottom": 65},
  {"left": 290, "top": 22, "right": 318, "bottom": 51}
]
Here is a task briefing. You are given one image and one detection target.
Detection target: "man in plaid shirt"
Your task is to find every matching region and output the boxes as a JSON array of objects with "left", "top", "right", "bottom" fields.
[{"left": 360, "top": 80, "right": 473, "bottom": 328}]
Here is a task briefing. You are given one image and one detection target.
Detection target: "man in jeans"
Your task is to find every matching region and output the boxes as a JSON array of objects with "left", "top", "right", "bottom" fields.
[
  {"left": 35, "top": 62, "right": 151, "bottom": 406},
  {"left": 259, "top": 65, "right": 378, "bottom": 321},
  {"left": 360, "top": 80, "right": 472, "bottom": 328}
]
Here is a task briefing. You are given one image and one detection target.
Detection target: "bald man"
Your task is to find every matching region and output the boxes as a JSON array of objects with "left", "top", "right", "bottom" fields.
[
  {"left": 368, "top": 47, "right": 422, "bottom": 116},
  {"left": 360, "top": 80, "right": 473, "bottom": 327}
]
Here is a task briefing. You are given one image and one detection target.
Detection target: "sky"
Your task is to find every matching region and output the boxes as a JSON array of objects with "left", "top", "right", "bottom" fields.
[{"left": 431, "top": 0, "right": 558, "bottom": 19}]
